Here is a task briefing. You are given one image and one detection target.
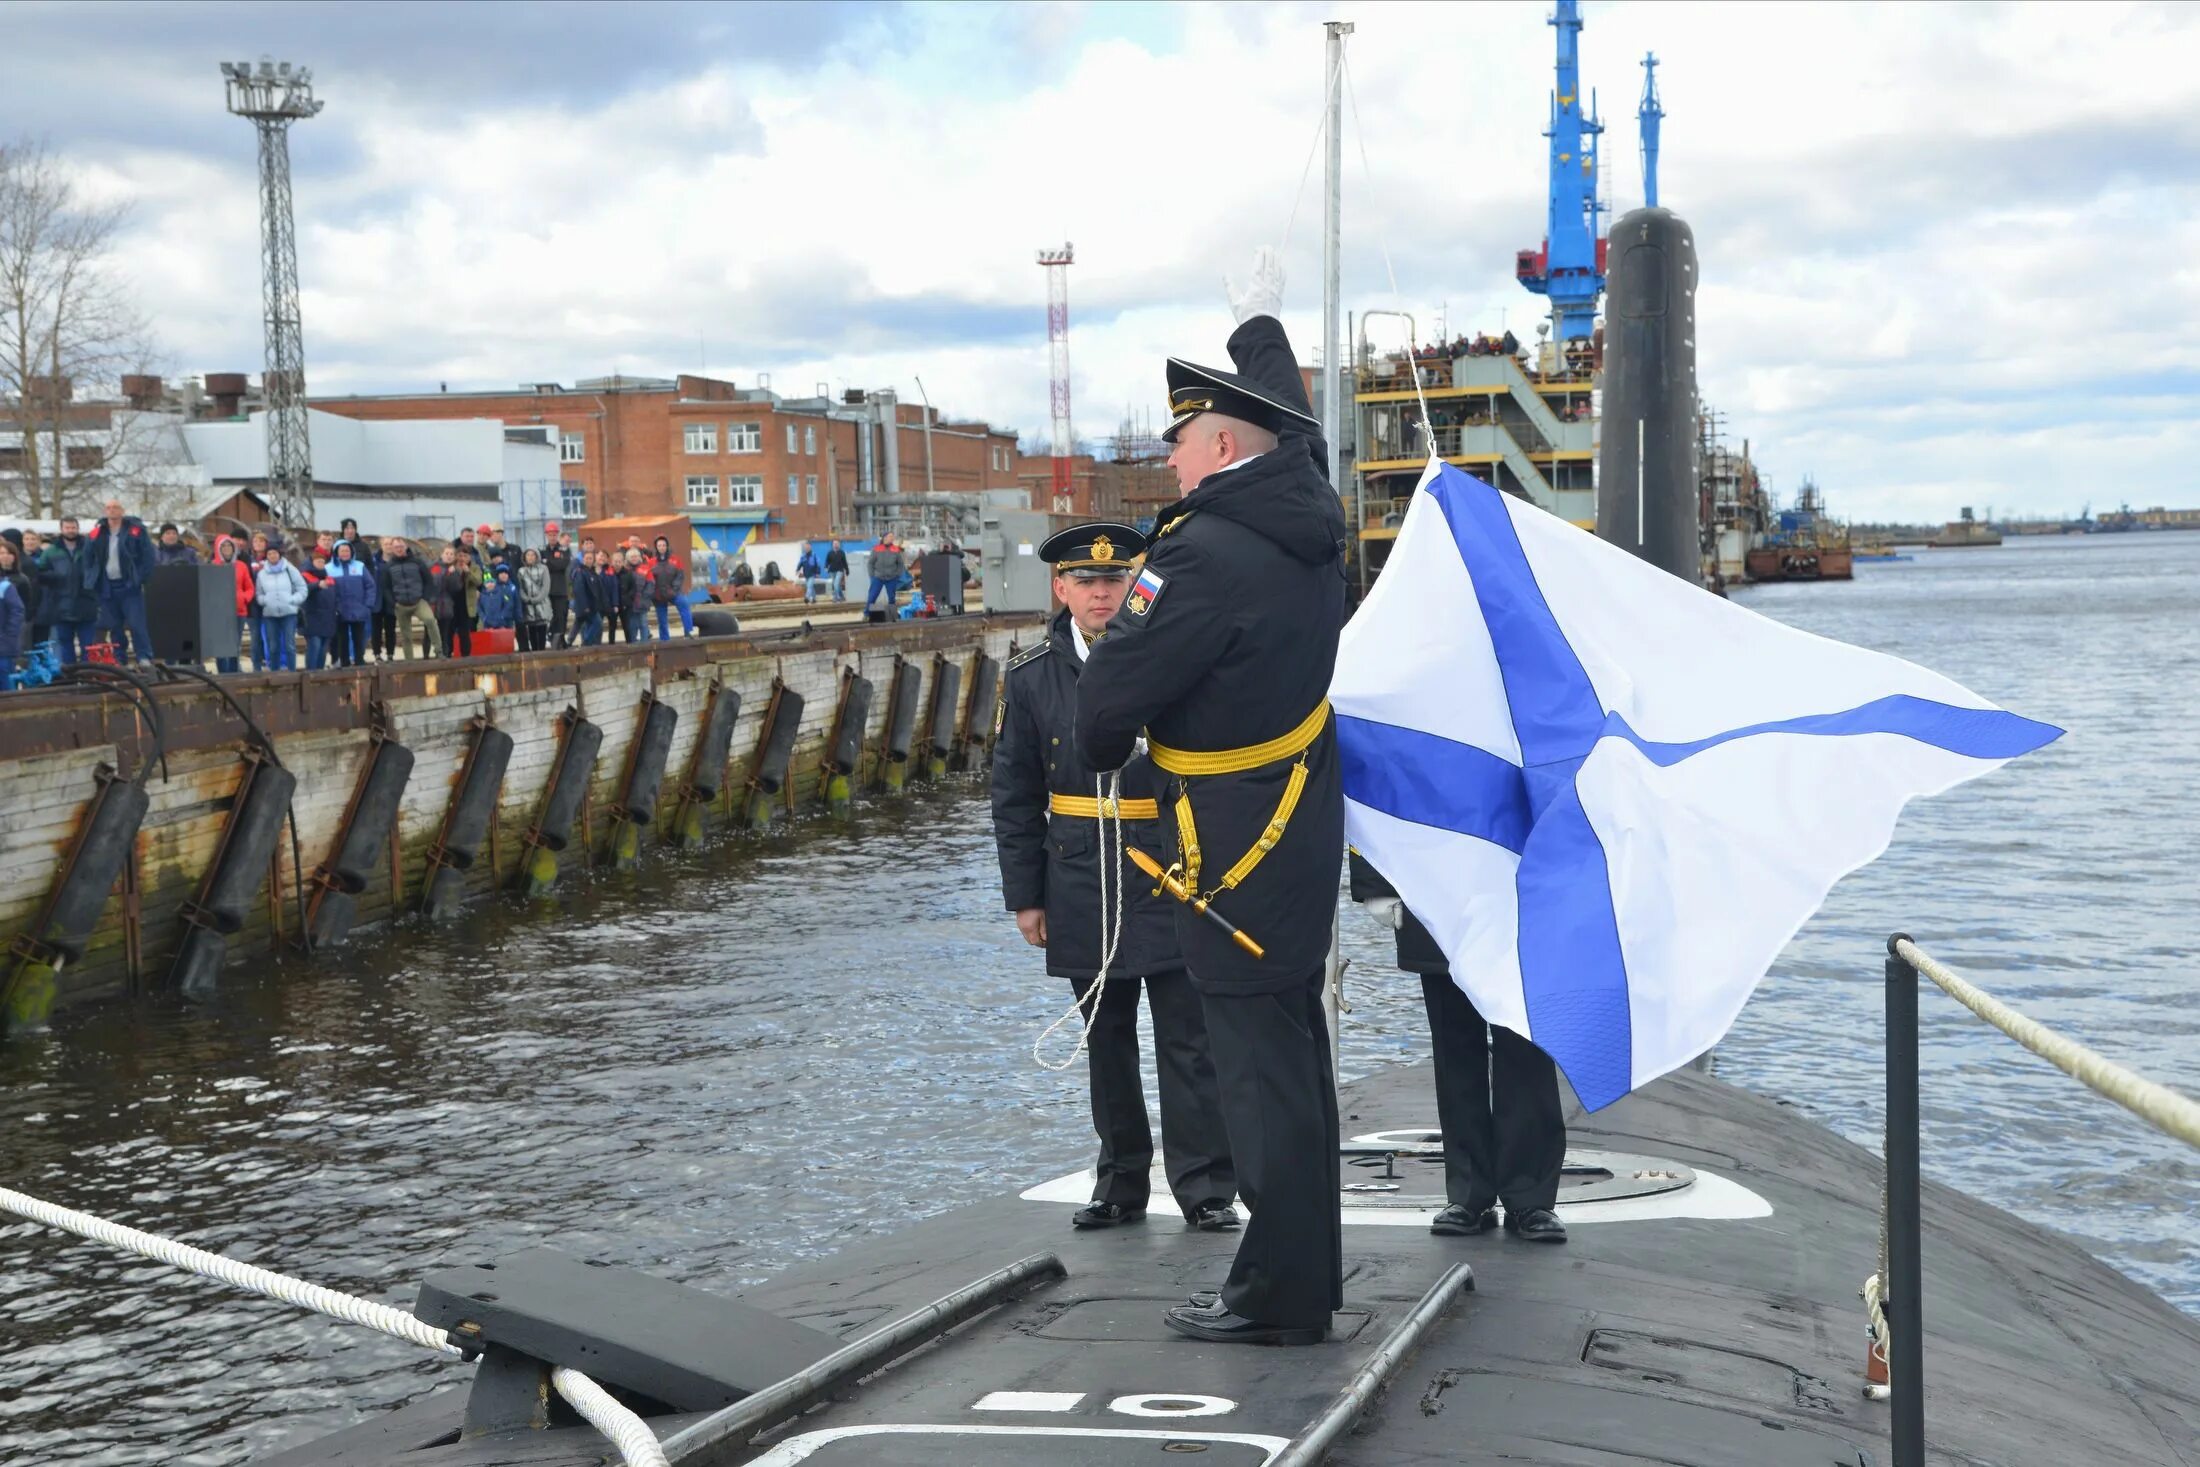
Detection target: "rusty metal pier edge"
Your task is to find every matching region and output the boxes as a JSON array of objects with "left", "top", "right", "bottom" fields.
[{"left": 0, "top": 615, "right": 1038, "bottom": 1028}]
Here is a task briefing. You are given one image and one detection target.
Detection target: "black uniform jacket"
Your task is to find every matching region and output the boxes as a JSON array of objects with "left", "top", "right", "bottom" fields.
[
  {"left": 1076, "top": 315, "right": 1349, "bottom": 995},
  {"left": 993, "top": 608, "right": 1184, "bottom": 982},
  {"left": 1347, "top": 850, "right": 1446, "bottom": 975}
]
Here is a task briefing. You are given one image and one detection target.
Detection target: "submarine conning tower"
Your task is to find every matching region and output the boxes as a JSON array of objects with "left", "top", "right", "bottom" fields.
[{"left": 1597, "top": 206, "right": 1702, "bottom": 584}]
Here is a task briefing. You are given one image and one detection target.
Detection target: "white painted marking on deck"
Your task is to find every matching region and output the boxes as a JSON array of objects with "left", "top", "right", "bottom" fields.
[
  {"left": 1111, "top": 1392, "right": 1236, "bottom": 1417},
  {"left": 973, "top": 1390, "right": 1085, "bottom": 1412},
  {"left": 746, "top": 1424, "right": 1292, "bottom": 1465},
  {"left": 1019, "top": 1163, "right": 1772, "bottom": 1225}
]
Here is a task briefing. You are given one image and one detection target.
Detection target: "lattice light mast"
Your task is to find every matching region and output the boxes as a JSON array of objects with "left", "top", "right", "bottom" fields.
[
  {"left": 1036, "top": 244, "right": 1074, "bottom": 513},
  {"left": 222, "top": 58, "right": 323, "bottom": 530}
]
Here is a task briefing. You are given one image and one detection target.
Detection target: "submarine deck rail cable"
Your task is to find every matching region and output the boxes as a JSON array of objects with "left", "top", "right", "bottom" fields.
[
  {"left": 0, "top": 1185, "right": 671, "bottom": 1467},
  {"left": 1869, "top": 934, "right": 2200, "bottom": 1467}
]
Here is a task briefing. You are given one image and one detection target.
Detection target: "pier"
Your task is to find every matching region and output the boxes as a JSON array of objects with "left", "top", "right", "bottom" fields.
[{"left": 0, "top": 614, "right": 1037, "bottom": 1031}]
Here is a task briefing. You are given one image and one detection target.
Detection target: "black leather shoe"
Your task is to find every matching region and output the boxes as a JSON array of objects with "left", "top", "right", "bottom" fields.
[
  {"left": 1188, "top": 1202, "right": 1241, "bottom": 1232},
  {"left": 1163, "top": 1305, "right": 1325, "bottom": 1346},
  {"left": 1430, "top": 1203, "right": 1499, "bottom": 1236},
  {"left": 1505, "top": 1207, "right": 1568, "bottom": 1243},
  {"left": 1184, "top": 1289, "right": 1223, "bottom": 1312},
  {"left": 1071, "top": 1201, "right": 1146, "bottom": 1229}
]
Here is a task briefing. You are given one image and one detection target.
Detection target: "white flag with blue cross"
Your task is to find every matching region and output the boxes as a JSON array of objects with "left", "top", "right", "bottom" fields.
[{"left": 1331, "top": 461, "right": 2061, "bottom": 1110}]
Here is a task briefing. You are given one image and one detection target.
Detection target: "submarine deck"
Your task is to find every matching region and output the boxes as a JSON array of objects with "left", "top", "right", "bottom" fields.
[{"left": 262, "top": 1062, "right": 2200, "bottom": 1466}]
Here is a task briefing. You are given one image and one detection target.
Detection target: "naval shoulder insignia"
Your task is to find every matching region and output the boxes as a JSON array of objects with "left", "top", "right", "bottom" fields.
[
  {"left": 1007, "top": 642, "right": 1052, "bottom": 672},
  {"left": 1125, "top": 565, "right": 1167, "bottom": 618}
]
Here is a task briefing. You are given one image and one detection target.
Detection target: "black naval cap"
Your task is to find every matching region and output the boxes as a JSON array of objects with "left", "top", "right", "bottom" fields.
[
  {"left": 1162, "top": 357, "right": 1320, "bottom": 444},
  {"left": 1039, "top": 521, "right": 1143, "bottom": 577}
]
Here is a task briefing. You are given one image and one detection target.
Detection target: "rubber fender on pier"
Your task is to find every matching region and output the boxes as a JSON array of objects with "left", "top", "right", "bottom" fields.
[
  {"left": 963, "top": 656, "right": 999, "bottom": 754},
  {"left": 692, "top": 606, "right": 742, "bottom": 638},
  {"left": 532, "top": 715, "right": 604, "bottom": 854},
  {"left": 686, "top": 685, "right": 743, "bottom": 802},
  {"left": 40, "top": 775, "right": 152, "bottom": 962},
  {"left": 883, "top": 660, "right": 922, "bottom": 764},
  {"left": 434, "top": 726, "right": 515, "bottom": 873},
  {"left": 191, "top": 758, "right": 299, "bottom": 936},
  {"left": 619, "top": 696, "right": 679, "bottom": 825},
  {"left": 827, "top": 674, "right": 873, "bottom": 775},
  {"left": 925, "top": 659, "right": 963, "bottom": 761},
  {"left": 749, "top": 685, "right": 806, "bottom": 797},
  {"left": 325, "top": 740, "right": 416, "bottom": 895}
]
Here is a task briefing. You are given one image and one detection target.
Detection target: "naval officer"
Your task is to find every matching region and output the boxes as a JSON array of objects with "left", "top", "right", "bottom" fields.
[
  {"left": 1349, "top": 851, "right": 1568, "bottom": 1242},
  {"left": 991, "top": 522, "right": 1239, "bottom": 1234},
  {"left": 1076, "top": 249, "right": 1349, "bottom": 1347}
]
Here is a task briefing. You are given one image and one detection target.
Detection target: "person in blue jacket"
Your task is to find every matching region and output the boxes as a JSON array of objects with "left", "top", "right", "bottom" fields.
[
  {"left": 80, "top": 499, "right": 159, "bottom": 663},
  {"left": 0, "top": 537, "right": 27, "bottom": 691},
  {"left": 300, "top": 548, "right": 339, "bottom": 671},
  {"left": 477, "top": 563, "right": 520, "bottom": 632},
  {"left": 327, "top": 540, "right": 378, "bottom": 667}
]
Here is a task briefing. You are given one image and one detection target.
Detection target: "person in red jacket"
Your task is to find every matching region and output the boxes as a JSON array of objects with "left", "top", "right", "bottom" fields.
[{"left": 213, "top": 535, "right": 254, "bottom": 673}]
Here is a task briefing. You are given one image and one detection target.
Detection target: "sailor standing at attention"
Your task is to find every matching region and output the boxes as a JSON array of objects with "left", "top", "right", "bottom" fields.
[
  {"left": 1076, "top": 248, "right": 1349, "bottom": 1347},
  {"left": 991, "top": 522, "right": 1240, "bottom": 1235}
]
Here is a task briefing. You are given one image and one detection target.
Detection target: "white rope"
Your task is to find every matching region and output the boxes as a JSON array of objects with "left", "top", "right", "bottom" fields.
[
  {"left": 1033, "top": 770, "right": 1129, "bottom": 1073},
  {"left": 1279, "top": 44, "right": 1347, "bottom": 267},
  {"left": 0, "top": 1185, "right": 667, "bottom": 1467},
  {"left": 1897, "top": 939, "right": 2200, "bottom": 1148},
  {"left": 553, "top": 1366, "right": 671, "bottom": 1467}
]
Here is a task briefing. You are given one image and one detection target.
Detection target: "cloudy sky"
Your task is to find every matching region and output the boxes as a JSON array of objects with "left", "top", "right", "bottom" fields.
[{"left": 13, "top": 0, "right": 2200, "bottom": 520}]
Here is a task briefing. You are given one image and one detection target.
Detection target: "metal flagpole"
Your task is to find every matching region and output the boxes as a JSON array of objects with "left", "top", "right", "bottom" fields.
[{"left": 1321, "top": 21, "right": 1352, "bottom": 494}]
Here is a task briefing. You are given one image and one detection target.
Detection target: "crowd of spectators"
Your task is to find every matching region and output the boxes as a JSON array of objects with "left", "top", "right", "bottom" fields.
[{"left": 0, "top": 511, "right": 773, "bottom": 689}]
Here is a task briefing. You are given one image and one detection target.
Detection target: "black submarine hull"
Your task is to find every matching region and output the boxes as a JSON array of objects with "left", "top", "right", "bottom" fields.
[{"left": 1598, "top": 207, "right": 1703, "bottom": 585}]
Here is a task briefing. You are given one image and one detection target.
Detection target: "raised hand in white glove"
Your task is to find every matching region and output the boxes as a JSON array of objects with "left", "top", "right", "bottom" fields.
[
  {"left": 1225, "top": 245, "right": 1285, "bottom": 325},
  {"left": 1359, "top": 896, "right": 1404, "bottom": 932}
]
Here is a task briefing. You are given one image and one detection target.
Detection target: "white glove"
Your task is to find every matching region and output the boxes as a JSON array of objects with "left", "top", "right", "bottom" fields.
[
  {"left": 1226, "top": 246, "right": 1285, "bottom": 324},
  {"left": 1359, "top": 896, "right": 1404, "bottom": 931}
]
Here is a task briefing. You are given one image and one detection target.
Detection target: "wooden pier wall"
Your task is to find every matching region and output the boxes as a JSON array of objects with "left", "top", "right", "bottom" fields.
[{"left": 0, "top": 615, "right": 1040, "bottom": 1021}]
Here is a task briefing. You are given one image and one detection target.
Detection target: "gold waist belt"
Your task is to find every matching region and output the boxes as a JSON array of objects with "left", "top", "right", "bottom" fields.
[
  {"left": 1147, "top": 699, "right": 1331, "bottom": 776},
  {"left": 1048, "top": 794, "right": 1160, "bottom": 820}
]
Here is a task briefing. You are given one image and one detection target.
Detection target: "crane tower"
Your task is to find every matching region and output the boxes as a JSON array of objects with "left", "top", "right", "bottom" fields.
[
  {"left": 222, "top": 58, "right": 323, "bottom": 530},
  {"left": 1514, "top": 0, "right": 1606, "bottom": 341},
  {"left": 1036, "top": 244, "right": 1074, "bottom": 513}
]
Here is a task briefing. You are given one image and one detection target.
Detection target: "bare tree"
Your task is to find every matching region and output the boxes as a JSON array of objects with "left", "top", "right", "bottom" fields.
[{"left": 0, "top": 136, "right": 164, "bottom": 517}]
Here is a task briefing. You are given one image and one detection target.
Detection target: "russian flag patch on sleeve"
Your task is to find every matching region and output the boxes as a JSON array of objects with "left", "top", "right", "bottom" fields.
[{"left": 1125, "top": 566, "right": 1166, "bottom": 617}]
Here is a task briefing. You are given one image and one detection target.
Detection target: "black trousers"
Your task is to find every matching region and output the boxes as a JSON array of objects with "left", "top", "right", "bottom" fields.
[
  {"left": 1422, "top": 972, "right": 1565, "bottom": 1214},
  {"left": 1200, "top": 972, "right": 1341, "bottom": 1329},
  {"left": 1074, "top": 972, "right": 1235, "bottom": 1218},
  {"left": 372, "top": 611, "right": 396, "bottom": 659},
  {"left": 549, "top": 595, "right": 568, "bottom": 646}
]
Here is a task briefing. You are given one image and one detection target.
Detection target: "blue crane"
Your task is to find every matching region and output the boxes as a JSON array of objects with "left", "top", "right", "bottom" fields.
[
  {"left": 1639, "top": 52, "right": 1664, "bottom": 208},
  {"left": 1515, "top": 0, "right": 1605, "bottom": 342}
]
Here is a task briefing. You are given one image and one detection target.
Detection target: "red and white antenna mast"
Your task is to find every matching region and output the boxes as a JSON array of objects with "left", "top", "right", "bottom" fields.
[{"left": 1036, "top": 243, "right": 1075, "bottom": 513}]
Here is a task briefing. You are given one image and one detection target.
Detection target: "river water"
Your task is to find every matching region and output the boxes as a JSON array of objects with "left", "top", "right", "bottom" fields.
[{"left": 1, "top": 532, "right": 2194, "bottom": 1464}]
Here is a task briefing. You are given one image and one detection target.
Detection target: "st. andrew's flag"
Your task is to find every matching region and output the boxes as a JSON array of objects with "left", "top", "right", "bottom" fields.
[{"left": 1331, "top": 461, "right": 2060, "bottom": 1110}]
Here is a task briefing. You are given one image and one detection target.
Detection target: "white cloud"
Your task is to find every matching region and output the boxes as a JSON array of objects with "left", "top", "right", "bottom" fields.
[{"left": 32, "top": 0, "right": 2200, "bottom": 520}]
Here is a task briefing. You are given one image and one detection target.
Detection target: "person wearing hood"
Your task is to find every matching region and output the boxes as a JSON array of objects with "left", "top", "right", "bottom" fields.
[
  {"left": 1075, "top": 248, "right": 1349, "bottom": 1350},
  {"left": 300, "top": 548, "right": 339, "bottom": 670},
  {"left": 516, "top": 548, "right": 551, "bottom": 651},
  {"left": 253, "top": 544, "right": 309, "bottom": 671},
  {"left": 328, "top": 540, "right": 377, "bottom": 666},
  {"left": 648, "top": 535, "right": 687, "bottom": 639},
  {"left": 0, "top": 537, "right": 28, "bottom": 690},
  {"left": 477, "top": 563, "right": 520, "bottom": 631},
  {"left": 154, "top": 524, "right": 199, "bottom": 567},
  {"left": 211, "top": 536, "right": 252, "bottom": 673}
]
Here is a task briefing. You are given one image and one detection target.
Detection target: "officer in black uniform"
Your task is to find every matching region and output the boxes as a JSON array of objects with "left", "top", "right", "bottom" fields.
[
  {"left": 1076, "top": 249, "right": 1349, "bottom": 1347},
  {"left": 1348, "top": 851, "right": 1567, "bottom": 1241},
  {"left": 992, "top": 522, "right": 1239, "bottom": 1234}
]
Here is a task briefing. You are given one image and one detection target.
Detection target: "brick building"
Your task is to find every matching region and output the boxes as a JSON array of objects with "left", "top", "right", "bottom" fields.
[{"left": 315, "top": 375, "right": 1023, "bottom": 554}]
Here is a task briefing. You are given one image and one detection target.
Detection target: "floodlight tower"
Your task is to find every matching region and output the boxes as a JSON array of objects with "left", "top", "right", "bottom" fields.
[
  {"left": 1036, "top": 244, "right": 1074, "bottom": 512},
  {"left": 222, "top": 57, "right": 323, "bottom": 530}
]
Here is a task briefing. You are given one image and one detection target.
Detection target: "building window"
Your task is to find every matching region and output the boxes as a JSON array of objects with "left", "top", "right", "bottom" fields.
[
  {"left": 804, "top": 425, "right": 817, "bottom": 455},
  {"left": 684, "top": 422, "right": 717, "bottom": 455},
  {"left": 685, "top": 475, "right": 721, "bottom": 507},
  {"left": 559, "top": 432, "right": 585, "bottom": 463},
  {"left": 805, "top": 475, "right": 818, "bottom": 504},
  {"left": 728, "top": 422, "right": 761, "bottom": 454},
  {"left": 786, "top": 473, "right": 800, "bottom": 505},
  {"left": 727, "top": 474, "right": 763, "bottom": 507},
  {"left": 785, "top": 422, "right": 798, "bottom": 454},
  {"left": 561, "top": 481, "right": 588, "bottom": 519}
]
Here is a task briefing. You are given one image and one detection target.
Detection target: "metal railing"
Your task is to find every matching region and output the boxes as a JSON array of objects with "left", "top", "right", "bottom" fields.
[{"left": 1878, "top": 934, "right": 2200, "bottom": 1467}]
